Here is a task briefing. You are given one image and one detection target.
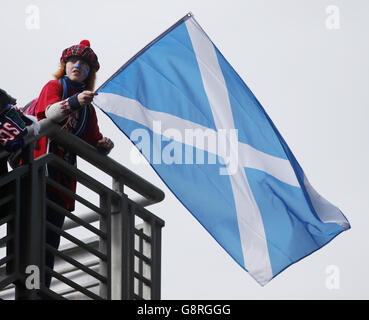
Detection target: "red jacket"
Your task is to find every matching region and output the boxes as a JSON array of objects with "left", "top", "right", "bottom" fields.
[{"left": 35, "top": 80, "right": 103, "bottom": 210}]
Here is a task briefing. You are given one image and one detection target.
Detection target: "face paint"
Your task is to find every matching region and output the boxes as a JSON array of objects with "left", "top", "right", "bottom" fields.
[
  {"left": 74, "top": 60, "right": 89, "bottom": 77},
  {"left": 65, "top": 59, "right": 89, "bottom": 82},
  {"left": 83, "top": 67, "right": 89, "bottom": 78}
]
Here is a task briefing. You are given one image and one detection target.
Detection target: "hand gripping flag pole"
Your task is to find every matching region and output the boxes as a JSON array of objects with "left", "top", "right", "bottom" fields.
[{"left": 93, "top": 13, "right": 350, "bottom": 286}]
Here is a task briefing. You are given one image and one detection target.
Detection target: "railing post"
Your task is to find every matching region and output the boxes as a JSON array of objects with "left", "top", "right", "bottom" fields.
[
  {"left": 15, "top": 143, "right": 44, "bottom": 300},
  {"left": 118, "top": 179, "right": 135, "bottom": 300},
  {"left": 150, "top": 220, "right": 164, "bottom": 299},
  {"left": 5, "top": 177, "right": 19, "bottom": 284},
  {"left": 100, "top": 177, "right": 132, "bottom": 300},
  {"left": 110, "top": 178, "right": 124, "bottom": 300},
  {"left": 99, "top": 193, "right": 110, "bottom": 300}
]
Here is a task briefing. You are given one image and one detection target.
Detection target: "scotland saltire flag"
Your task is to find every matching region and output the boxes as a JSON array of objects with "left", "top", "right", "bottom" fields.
[{"left": 93, "top": 13, "right": 350, "bottom": 285}]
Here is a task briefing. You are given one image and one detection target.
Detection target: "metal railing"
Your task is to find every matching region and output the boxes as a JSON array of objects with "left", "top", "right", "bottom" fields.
[{"left": 0, "top": 118, "right": 165, "bottom": 300}]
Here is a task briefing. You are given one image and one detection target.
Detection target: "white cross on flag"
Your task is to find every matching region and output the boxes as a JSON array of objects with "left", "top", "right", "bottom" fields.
[{"left": 93, "top": 13, "right": 350, "bottom": 285}]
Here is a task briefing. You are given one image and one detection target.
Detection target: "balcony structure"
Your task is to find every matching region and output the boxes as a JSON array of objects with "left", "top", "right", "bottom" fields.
[{"left": 0, "top": 119, "right": 165, "bottom": 300}]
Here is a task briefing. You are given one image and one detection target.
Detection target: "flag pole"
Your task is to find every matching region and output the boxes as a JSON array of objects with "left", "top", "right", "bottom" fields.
[{"left": 96, "top": 12, "right": 193, "bottom": 92}]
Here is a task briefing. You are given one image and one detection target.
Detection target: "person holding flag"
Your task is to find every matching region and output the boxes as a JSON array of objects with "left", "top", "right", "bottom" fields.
[{"left": 34, "top": 40, "right": 114, "bottom": 288}]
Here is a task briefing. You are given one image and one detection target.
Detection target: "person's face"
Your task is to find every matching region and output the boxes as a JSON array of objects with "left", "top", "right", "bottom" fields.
[{"left": 65, "top": 57, "right": 90, "bottom": 83}]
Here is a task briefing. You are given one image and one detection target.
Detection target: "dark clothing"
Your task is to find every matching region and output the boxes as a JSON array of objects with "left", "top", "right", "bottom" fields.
[
  {"left": 44, "top": 190, "right": 66, "bottom": 288},
  {"left": 0, "top": 156, "right": 9, "bottom": 219}
]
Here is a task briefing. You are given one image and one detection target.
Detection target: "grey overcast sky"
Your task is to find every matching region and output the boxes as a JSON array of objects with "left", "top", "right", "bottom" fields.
[{"left": 0, "top": 0, "right": 368, "bottom": 299}]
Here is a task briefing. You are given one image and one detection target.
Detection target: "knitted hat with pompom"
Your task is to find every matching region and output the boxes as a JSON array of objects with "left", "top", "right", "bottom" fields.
[{"left": 60, "top": 40, "right": 100, "bottom": 71}]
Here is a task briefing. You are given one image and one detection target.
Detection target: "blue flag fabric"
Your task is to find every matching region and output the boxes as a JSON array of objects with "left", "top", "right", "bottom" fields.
[{"left": 93, "top": 13, "right": 350, "bottom": 285}]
